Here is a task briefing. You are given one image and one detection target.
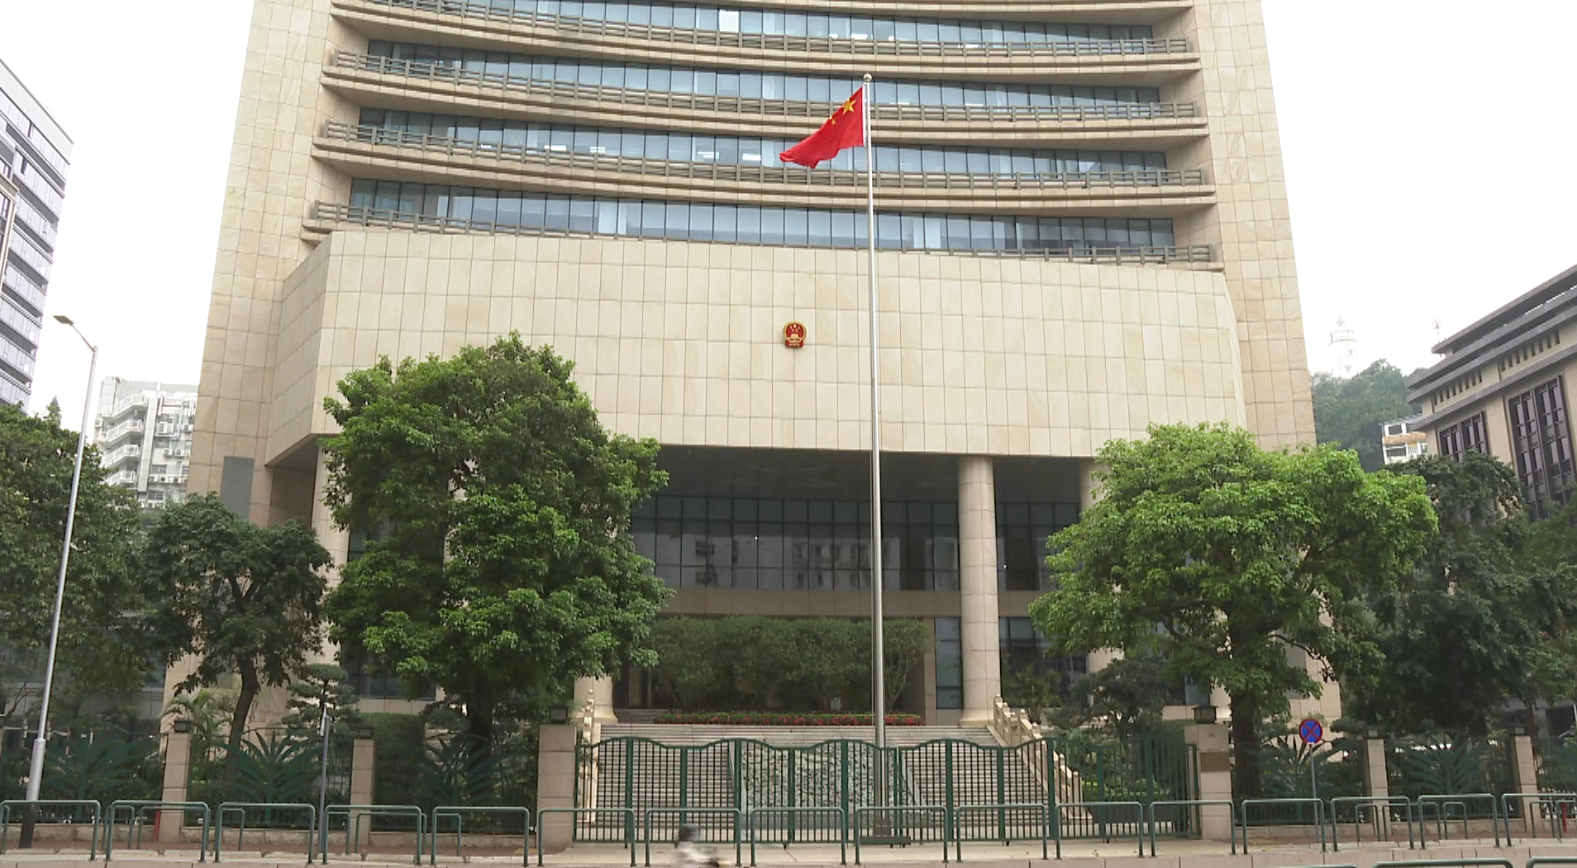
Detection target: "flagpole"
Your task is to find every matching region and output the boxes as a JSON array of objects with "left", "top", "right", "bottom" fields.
[{"left": 863, "top": 72, "right": 886, "bottom": 763}]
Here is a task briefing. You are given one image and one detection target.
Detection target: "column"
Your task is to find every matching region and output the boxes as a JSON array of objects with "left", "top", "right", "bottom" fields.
[
  {"left": 1511, "top": 731, "right": 1539, "bottom": 833},
  {"left": 157, "top": 725, "right": 193, "bottom": 844},
  {"left": 349, "top": 731, "right": 376, "bottom": 850},
  {"left": 537, "top": 724, "right": 579, "bottom": 852},
  {"left": 958, "top": 455, "right": 1001, "bottom": 725},
  {"left": 573, "top": 676, "right": 618, "bottom": 724},
  {"left": 1363, "top": 736, "right": 1391, "bottom": 839},
  {"left": 1184, "top": 721, "right": 1234, "bottom": 842}
]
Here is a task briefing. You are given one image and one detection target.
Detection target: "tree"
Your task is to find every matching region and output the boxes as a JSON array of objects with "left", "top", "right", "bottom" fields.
[
  {"left": 280, "top": 663, "right": 362, "bottom": 742},
  {"left": 1347, "top": 454, "right": 1577, "bottom": 735},
  {"left": 321, "top": 335, "right": 670, "bottom": 740},
  {"left": 1029, "top": 423, "right": 1435, "bottom": 796},
  {"left": 143, "top": 494, "right": 331, "bottom": 750},
  {"left": 1312, "top": 360, "right": 1417, "bottom": 471},
  {"left": 0, "top": 400, "right": 157, "bottom": 726},
  {"left": 1046, "top": 653, "right": 1172, "bottom": 742}
]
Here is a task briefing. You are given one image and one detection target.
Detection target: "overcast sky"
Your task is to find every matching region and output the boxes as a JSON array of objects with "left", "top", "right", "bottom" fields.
[{"left": 4, "top": 1, "right": 1576, "bottom": 425}]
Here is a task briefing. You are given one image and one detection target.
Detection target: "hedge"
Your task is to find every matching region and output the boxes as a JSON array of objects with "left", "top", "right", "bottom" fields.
[
  {"left": 654, "top": 712, "right": 925, "bottom": 726},
  {"left": 648, "top": 616, "right": 933, "bottom": 713}
]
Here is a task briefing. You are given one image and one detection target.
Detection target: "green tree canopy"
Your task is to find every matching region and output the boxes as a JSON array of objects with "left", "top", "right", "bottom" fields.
[
  {"left": 143, "top": 494, "right": 331, "bottom": 749},
  {"left": 1347, "top": 454, "right": 1577, "bottom": 735},
  {"left": 1029, "top": 423, "right": 1436, "bottom": 795},
  {"left": 321, "top": 335, "right": 670, "bottom": 739},
  {"left": 1312, "top": 359, "right": 1418, "bottom": 471},
  {"left": 0, "top": 401, "right": 157, "bottom": 726}
]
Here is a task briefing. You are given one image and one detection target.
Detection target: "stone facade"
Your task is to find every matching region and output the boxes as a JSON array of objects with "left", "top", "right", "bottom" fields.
[{"left": 185, "top": 0, "right": 1323, "bottom": 725}]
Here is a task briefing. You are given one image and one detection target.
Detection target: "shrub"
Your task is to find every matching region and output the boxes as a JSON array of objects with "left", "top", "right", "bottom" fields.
[
  {"left": 649, "top": 617, "right": 932, "bottom": 713},
  {"left": 653, "top": 712, "right": 925, "bottom": 726}
]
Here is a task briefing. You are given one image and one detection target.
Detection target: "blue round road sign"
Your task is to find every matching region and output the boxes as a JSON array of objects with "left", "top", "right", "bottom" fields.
[{"left": 1299, "top": 718, "right": 1324, "bottom": 745}]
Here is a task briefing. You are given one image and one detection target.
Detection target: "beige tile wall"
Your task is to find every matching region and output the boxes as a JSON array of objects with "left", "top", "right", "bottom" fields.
[
  {"left": 1159, "top": 0, "right": 1316, "bottom": 449},
  {"left": 191, "top": 0, "right": 359, "bottom": 525},
  {"left": 265, "top": 231, "right": 1248, "bottom": 462}
]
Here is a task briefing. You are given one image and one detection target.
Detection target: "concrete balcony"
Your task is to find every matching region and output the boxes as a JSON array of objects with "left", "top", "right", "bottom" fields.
[
  {"left": 315, "top": 120, "right": 1216, "bottom": 215},
  {"left": 305, "top": 200, "right": 1217, "bottom": 268},
  {"left": 323, "top": 52, "right": 1207, "bottom": 148},
  {"left": 334, "top": 0, "right": 1199, "bottom": 85}
]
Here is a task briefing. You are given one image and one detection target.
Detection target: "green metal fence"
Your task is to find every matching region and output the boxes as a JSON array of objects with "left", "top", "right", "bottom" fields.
[{"left": 574, "top": 735, "right": 1195, "bottom": 845}]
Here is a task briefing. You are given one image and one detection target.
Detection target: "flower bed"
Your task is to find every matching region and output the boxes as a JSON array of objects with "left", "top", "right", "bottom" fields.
[{"left": 653, "top": 712, "right": 925, "bottom": 726}]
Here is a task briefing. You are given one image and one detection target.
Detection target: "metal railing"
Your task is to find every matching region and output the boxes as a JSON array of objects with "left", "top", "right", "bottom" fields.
[
  {"left": 329, "top": 52, "right": 1202, "bottom": 125},
  {"left": 344, "top": 0, "right": 1194, "bottom": 59},
  {"left": 321, "top": 120, "right": 1209, "bottom": 192},
  {"left": 310, "top": 202, "right": 1216, "bottom": 266}
]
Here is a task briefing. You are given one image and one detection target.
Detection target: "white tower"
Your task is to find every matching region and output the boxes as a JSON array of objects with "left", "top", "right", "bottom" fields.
[{"left": 1329, "top": 318, "right": 1358, "bottom": 376}]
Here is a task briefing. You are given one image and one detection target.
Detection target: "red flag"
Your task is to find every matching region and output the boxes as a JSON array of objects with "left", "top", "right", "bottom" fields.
[{"left": 780, "top": 88, "right": 865, "bottom": 168}]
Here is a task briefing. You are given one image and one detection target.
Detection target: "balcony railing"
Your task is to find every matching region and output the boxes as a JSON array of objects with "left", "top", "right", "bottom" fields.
[
  {"left": 329, "top": 52, "right": 1201, "bottom": 123},
  {"left": 347, "top": 0, "right": 1193, "bottom": 58},
  {"left": 323, "top": 120, "right": 1210, "bottom": 192},
  {"left": 309, "top": 201, "right": 1215, "bottom": 265}
]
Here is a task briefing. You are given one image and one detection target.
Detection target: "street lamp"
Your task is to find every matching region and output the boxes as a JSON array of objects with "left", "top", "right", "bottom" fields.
[{"left": 25, "top": 315, "right": 97, "bottom": 807}]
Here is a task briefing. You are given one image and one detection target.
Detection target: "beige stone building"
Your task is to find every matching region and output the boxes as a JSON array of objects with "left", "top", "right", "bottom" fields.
[
  {"left": 188, "top": 0, "right": 1321, "bottom": 726},
  {"left": 1409, "top": 263, "right": 1577, "bottom": 520}
]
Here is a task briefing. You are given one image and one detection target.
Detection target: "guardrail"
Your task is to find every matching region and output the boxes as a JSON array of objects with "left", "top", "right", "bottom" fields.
[
  {"left": 1057, "top": 801, "right": 1143, "bottom": 857},
  {"left": 1501, "top": 792, "right": 1577, "bottom": 841},
  {"left": 322, "top": 804, "right": 424, "bottom": 865},
  {"left": 1418, "top": 793, "right": 1502, "bottom": 847},
  {"left": 213, "top": 802, "right": 316, "bottom": 864},
  {"left": 321, "top": 121, "right": 1210, "bottom": 192},
  {"left": 537, "top": 808, "right": 635, "bottom": 866},
  {"left": 1329, "top": 795, "right": 1414, "bottom": 850},
  {"left": 1146, "top": 799, "right": 1237, "bottom": 856},
  {"left": 851, "top": 805, "right": 948, "bottom": 865},
  {"left": 345, "top": 0, "right": 1194, "bottom": 59},
  {"left": 0, "top": 800, "right": 102, "bottom": 859},
  {"left": 1240, "top": 797, "right": 1324, "bottom": 853},
  {"left": 105, "top": 801, "right": 211, "bottom": 862},
  {"left": 641, "top": 808, "right": 741, "bottom": 867},
  {"left": 309, "top": 202, "right": 1215, "bottom": 267},
  {"left": 430, "top": 805, "right": 531, "bottom": 865},
  {"left": 746, "top": 807, "right": 845, "bottom": 865},
  {"left": 329, "top": 52, "right": 1202, "bottom": 125},
  {"left": 949, "top": 803, "right": 1047, "bottom": 860}
]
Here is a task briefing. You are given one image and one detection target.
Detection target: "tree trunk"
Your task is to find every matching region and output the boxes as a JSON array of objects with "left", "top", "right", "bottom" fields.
[
  {"left": 1230, "top": 696, "right": 1260, "bottom": 801},
  {"left": 229, "top": 666, "right": 261, "bottom": 754}
]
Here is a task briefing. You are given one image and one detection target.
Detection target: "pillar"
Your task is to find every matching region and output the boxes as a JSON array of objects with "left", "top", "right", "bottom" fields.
[
  {"left": 1511, "top": 732, "right": 1539, "bottom": 832},
  {"left": 157, "top": 725, "right": 193, "bottom": 844},
  {"left": 349, "top": 731, "right": 376, "bottom": 850},
  {"left": 1184, "top": 721, "right": 1233, "bottom": 841},
  {"left": 1362, "top": 736, "right": 1391, "bottom": 838},
  {"left": 573, "top": 677, "right": 617, "bottom": 724},
  {"left": 537, "top": 724, "right": 578, "bottom": 852},
  {"left": 958, "top": 455, "right": 1000, "bottom": 725}
]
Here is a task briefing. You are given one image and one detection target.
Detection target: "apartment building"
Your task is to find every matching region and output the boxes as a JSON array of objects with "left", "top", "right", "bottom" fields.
[
  {"left": 95, "top": 379, "right": 198, "bottom": 510},
  {"left": 0, "top": 58, "right": 71, "bottom": 409},
  {"left": 189, "top": 0, "right": 1321, "bottom": 723}
]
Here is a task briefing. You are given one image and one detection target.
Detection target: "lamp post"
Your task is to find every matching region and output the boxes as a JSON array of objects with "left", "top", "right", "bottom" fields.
[{"left": 22, "top": 315, "right": 97, "bottom": 835}]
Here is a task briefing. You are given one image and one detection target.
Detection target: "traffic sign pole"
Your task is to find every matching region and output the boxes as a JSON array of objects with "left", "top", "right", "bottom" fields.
[{"left": 1299, "top": 718, "right": 1324, "bottom": 803}]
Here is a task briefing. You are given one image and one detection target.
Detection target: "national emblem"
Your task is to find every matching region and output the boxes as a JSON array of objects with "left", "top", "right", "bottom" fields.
[{"left": 783, "top": 321, "right": 807, "bottom": 349}]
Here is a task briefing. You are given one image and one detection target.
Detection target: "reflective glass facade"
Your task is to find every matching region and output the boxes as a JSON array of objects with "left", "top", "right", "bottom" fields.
[
  {"left": 348, "top": 179, "right": 1179, "bottom": 252},
  {"left": 367, "top": 42, "right": 1164, "bottom": 107},
  {"left": 420, "top": 0, "right": 1156, "bottom": 45},
  {"left": 0, "top": 61, "right": 70, "bottom": 409},
  {"left": 358, "top": 109, "right": 1170, "bottom": 175}
]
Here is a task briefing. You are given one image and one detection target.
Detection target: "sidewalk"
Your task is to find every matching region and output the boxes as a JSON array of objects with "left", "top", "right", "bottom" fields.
[{"left": 0, "top": 836, "right": 1570, "bottom": 868}]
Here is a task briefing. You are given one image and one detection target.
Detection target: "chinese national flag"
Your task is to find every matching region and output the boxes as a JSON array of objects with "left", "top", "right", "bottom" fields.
[{"left": 779, "top": 88, "right": 865, "bottom": 168}]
